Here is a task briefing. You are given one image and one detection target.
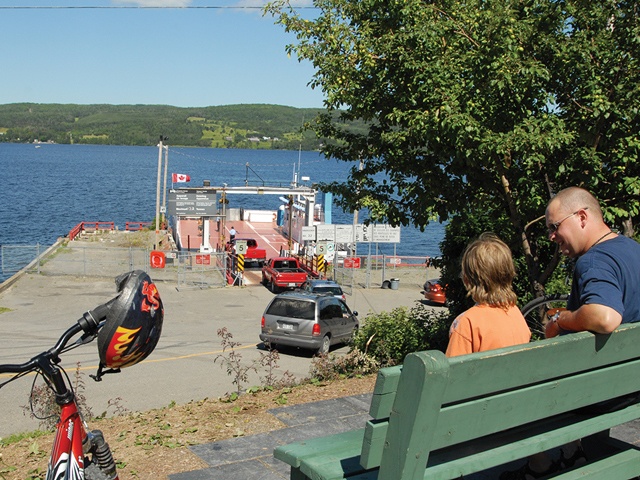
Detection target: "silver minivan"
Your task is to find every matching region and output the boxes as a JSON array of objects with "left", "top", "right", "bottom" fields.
[{"left": 259, "top": 291, "right": 359, "bottom": 354}]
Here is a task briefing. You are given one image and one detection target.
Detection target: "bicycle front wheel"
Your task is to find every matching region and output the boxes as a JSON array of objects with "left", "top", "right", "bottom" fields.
[
  {"left": 84, "top": 462, "right": 115, "bottom": 480},
  {"left": 520, "top": 294, "right": 569, "bottom": 339}
]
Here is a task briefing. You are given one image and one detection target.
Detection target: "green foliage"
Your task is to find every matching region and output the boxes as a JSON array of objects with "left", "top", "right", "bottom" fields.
[
  {"left": 266, "top": 0, "right": 640, "bottom": 311},
  {"left": 0, "top": 103, "right": 331, "bottom": 150},
  {"left": 21, "top": 363, "right": 92, "bottom": 431},
  {"left": 353, "top": 305, "right": 450, "bottom": 367}
]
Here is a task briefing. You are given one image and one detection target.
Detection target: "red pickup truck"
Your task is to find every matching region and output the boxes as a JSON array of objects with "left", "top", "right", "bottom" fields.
[
  {"left": 227, "top": 238, "right": 267, "bottom": 267},
  {"left": 261, "top": 257, "right": 309, "bottom": 293}
]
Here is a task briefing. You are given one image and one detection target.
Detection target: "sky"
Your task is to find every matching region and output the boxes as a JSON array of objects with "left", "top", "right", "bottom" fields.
[{"left": 0, "top": 0, "right": 325, "bottom": 109}]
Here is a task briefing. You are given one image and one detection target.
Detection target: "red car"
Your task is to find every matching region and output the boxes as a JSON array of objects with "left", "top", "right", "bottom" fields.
[{"left": 423, "top": 279, "right": 446, "bottom": 305}]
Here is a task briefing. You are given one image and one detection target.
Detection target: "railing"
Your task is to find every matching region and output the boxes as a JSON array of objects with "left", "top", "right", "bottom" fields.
[
  {"left": 69, "top": 221, "right": 152, "bottom": 241},
  {"left": 125, "top": 221, "right": 152, "bottom": 231}
]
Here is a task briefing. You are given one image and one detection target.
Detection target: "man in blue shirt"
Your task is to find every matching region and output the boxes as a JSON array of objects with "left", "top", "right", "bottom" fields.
[
  {"left": 545, "top": 186, "right": 640, "bottom": 336},
  {"left": 501, "top": 187, "right": 640, "bottom": 479}
]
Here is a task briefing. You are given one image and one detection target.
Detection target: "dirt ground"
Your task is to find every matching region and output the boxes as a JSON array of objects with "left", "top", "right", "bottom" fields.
[{"left": 0, "top": 375, "right": 376, "bottom": 480}]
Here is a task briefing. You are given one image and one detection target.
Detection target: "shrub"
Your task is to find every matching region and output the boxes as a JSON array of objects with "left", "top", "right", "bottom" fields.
[
  {"left": 353, "top": 305, "right": 451, "bottom": 367},
  {"left": 308, "top": 349, "right": 381, "bottom": 382}
]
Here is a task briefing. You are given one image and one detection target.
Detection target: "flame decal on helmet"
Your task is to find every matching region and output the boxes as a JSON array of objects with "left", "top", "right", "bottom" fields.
[
  {"left": 141, "top": 281, "right": 161, "bottom": 314},
  {"left": 107, "top": 326, "right": 145, "bottom": 368}
]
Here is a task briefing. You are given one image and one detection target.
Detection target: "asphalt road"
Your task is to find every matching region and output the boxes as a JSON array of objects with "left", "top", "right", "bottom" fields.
[{"left": 0, "top": 272, "right": 440, "bottom": 437}]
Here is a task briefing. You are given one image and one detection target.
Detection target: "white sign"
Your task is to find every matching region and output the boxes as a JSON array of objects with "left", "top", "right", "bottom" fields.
[
  {"left": 316, "top": 224, "right": 335, "bottom": 241},
  {"left": 302, "top": 226, "right": 316, "bottom": 241},
  {"left": 335, "top": 225, "right": 354, "bottom": 243},
  {"left": 235, "top": 240, "right": 248, "bottom": 255},
  {"left": 327, "top": 242, "right": 335, "bottom": 253},
  {"left": 354, "top": 224, "right": 401, "bottom": 243},
  {"left": 372, "top": 225, "right": 401, "bottom": 243},
  {"left": 355, "top": 224, "right": 371, "bottom": 242},
  {"left": 316, "top": 242, "right": 327, "bottom": 255}
]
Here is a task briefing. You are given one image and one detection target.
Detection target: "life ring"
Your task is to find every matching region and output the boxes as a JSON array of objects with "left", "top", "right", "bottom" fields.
[{"left": 150, "top": 250, "right": 166, "bottom": 269}]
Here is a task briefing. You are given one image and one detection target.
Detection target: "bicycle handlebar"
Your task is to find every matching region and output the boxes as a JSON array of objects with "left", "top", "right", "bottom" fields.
[{"left": 0, "top": 298, "right": 116, "bottom": 377}]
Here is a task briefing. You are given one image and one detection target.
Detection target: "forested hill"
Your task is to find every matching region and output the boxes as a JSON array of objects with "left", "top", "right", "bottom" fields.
[{"left": 0, "top": 103, "right": 327, "bottom": 150}]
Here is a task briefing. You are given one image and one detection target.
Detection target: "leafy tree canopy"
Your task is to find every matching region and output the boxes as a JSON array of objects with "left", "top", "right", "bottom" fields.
[{"left": 266, "top": 0, "right": 640, "bottom": 296}]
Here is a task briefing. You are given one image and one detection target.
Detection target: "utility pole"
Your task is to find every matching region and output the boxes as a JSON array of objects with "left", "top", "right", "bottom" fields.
[
  {"left": 288, "top": 195, "right": 294, "bottom": 253},
  {"left": 155, "top": 136, "right": 166, "bottom": 250},
  {"left": 161, "top": 144, "right": 169, "bottom": 225},
  {"left": 352, "top": 157, "right": 364, "bottom": 256}
]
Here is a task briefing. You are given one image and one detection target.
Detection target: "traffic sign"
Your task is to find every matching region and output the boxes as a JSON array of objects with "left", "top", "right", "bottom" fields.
[
  {"left": 235, "top": 240, "right": 248, "bottom": 255},
  {"left": 316, "top": 242, "right": 327, "bottom": 255},
  {"left": 343, "top": 257, "right": 361, "bottom": 268}
]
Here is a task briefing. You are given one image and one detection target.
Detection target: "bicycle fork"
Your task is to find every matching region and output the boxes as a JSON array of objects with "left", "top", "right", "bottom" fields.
[{"left": 46, "top": 401, "right": 119, "bottom": 480}]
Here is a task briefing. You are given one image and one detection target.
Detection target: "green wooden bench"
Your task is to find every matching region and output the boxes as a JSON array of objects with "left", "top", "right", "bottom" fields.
[{"left": 274, "top": 322, "right": 640, "bottom": 479}]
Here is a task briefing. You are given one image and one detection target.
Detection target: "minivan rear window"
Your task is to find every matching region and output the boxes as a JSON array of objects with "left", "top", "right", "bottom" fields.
[
  {"left": 266, "top": 298, "right": 315, "bottom": 320},
  {"left": 314, "top": 286, "right": 343, "bottom": 295}
]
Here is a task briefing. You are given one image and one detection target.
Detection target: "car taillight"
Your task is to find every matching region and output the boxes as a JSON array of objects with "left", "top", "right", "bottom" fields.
[
  {"left": 312, "top": 323, "right": 321, "bottom": 337},
  {"left": 261, "top": 316, "right": 265, "bottom": 328}
]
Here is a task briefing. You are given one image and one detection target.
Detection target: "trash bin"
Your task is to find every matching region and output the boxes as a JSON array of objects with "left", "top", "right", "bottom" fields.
[{"left": 390, "top": 278, "right": 400, "bottom": 290}]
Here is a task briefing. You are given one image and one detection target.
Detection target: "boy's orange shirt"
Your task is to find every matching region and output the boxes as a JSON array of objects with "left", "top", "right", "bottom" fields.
[{"left": 445, "top": 304, "right": 531, "bottom": 357}]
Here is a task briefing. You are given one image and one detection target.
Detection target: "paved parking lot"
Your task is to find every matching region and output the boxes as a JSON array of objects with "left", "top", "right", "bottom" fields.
[{"left": 0, "top": 270, "right": 438, "bottom": 436}]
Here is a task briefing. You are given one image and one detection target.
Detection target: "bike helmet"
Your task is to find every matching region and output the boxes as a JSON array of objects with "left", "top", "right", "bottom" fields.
[{"left": 97, "top": 270, "right": 163, "bottom": 373}]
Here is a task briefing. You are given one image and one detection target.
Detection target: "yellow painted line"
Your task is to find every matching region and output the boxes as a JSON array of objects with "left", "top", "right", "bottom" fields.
[{"left": 0, "top": 343, "right": 256, "bottom": 378}]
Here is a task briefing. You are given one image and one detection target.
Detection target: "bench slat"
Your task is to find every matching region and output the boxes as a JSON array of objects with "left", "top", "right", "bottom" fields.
[
  {"left": 274, "top": 429, "right": 364, "bottom": 468},
  {"left": 444, "top": 323, "right": 640, "bottom": 403},
  {"left": 552, "top": 447, "right": 640, "bottom": 479}
]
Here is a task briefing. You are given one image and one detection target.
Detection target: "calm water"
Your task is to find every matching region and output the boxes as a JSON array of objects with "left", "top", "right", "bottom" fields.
[{"left": 0, "top": 143, "right": 444, "bottom": 281}]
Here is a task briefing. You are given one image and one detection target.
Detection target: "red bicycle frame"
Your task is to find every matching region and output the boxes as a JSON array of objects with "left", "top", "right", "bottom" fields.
[{"left": 47, "top": 401, "right": 87, "bottom": 479}]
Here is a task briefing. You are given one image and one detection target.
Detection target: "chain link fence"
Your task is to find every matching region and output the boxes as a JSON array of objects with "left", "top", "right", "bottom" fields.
[{"left": 1, "top": 243, "right": 228, "bottom": 289}]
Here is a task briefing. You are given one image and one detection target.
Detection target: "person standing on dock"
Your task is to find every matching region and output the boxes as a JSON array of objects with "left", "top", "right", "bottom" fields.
[{"left": 229, "top": 226, "right": 236, "bottom": 241}]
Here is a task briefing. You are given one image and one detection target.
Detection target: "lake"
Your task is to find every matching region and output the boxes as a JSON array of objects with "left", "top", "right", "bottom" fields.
[{"left": 0, "top": 143, "right": 444, "bottom": 281}]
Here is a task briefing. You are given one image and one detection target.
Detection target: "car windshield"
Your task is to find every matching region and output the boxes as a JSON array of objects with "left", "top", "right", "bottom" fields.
[
  {"left": 266, "top": 298, "right": 315, "bottom": 320},
  {"left": 314, "top": 286, "right": 343, "bottom": 296}
]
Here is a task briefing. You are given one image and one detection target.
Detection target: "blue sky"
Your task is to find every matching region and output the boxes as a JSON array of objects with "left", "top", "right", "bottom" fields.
[{"left": 0, "top": 0, "right": 324, "bottom": 108}]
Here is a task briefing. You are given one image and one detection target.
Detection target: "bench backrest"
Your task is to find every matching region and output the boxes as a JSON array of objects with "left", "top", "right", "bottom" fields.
[{"left": 361, "top": 322, "right": 640, "bottom": 480}]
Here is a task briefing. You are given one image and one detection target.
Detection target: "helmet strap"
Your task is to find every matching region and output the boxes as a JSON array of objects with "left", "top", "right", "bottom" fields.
[{"left": 90, "top": 364, "right": 122, "bottom": 382}]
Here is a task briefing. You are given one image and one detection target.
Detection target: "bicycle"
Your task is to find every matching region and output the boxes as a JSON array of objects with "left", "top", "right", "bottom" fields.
[
  {"left": 520, "top": 293, "right": 569, "bottom": 338},
  {"left": 0, "top": 270, "right": 163, "bottom": 480}
]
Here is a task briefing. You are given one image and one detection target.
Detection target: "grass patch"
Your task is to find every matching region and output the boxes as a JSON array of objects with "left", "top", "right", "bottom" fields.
[{"left": 0, "top": 429, "right": 50, "bottom": 447}]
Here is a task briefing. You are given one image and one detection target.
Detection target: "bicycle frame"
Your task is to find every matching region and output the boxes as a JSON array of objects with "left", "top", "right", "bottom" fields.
[{"left": 47, "top": 400, "right": 87, "bottom": 479}]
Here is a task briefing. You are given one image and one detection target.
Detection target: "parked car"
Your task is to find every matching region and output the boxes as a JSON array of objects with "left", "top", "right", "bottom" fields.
[
  {"left": 299, "top": 279, "right": 346, "bottom": 302},
  {"left": 423, "top": 278, "right": 446, "bottom": 305},
  {"left": 260, "top": 291, "right": 359, "bottom": 354},
  {"left": 261, "top": 257, "right": 309, "bottom": 293}
]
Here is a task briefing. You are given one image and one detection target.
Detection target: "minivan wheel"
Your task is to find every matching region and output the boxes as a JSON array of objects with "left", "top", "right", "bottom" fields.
[{"left": 317, "top": 335, "right": 331, "bottom": 355}]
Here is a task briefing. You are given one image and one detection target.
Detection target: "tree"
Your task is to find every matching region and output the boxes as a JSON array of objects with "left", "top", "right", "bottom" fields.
[{"left": 266, "top": 0, "right": 640, "bottom": 297}]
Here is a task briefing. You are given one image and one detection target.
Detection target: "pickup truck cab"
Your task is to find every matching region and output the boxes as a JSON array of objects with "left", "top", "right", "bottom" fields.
[
  {"left": 261, "top": 257, "right": 309, "bottom": 293},
  {"left": 227, "top": 238, "right": 267, "bottom": 267}
]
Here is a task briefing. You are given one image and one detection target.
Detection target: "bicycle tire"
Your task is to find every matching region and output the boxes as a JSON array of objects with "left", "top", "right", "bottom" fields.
[{"left": 520, "top": 294, "right": 569, "bottom": 338}]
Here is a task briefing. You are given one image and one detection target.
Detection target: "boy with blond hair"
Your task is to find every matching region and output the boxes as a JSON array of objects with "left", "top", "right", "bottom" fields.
[{"left": 446, "top": 233, "right": 530, "bottom": 357}]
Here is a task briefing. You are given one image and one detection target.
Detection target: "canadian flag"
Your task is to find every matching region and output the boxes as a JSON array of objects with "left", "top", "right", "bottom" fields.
[{"left": 172, "top": 173, "right": 191, "bottom": 183}]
